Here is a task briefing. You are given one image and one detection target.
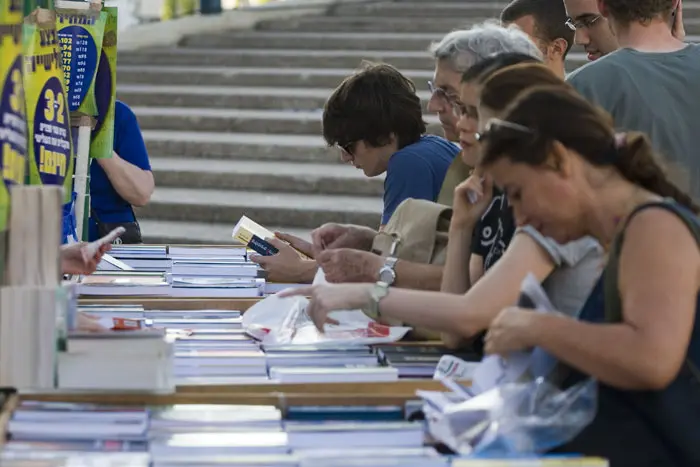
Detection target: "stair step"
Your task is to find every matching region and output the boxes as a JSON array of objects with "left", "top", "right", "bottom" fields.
[
  {"left": 118, "top": 47, "right": 588, "bottom": 71},
  {"left": 118, "top": 65, "right": 434, "bottom": 88},
  {"left": 330, "top": 1, "right": 510, "bottom": 18},
  {"left": 139, "top": 219, "right": 312, "bottom": 245},
  {"left": 136, "top": 188, "right": 383, "bottom": 230},
  {"left": 182, "top": 31, "right": 444, "bottom": 51},
  {"left": 119, "top": 84, "right": 429, "bottom": 111},
  {"left": 132, "top": 105, "right": 438, "bottom": 135},
  {"left": 149, "top": 157, "right": 385, "bottom": 196},
  {"left": 142, "top": 130, "right": 333, "bottom": 162}
]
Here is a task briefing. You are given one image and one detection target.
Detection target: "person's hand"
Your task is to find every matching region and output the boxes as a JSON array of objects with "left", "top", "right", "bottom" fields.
[
  {"left": 77, "top": 312, "right": 109, "bottom": 332},
  {"left": 316, "top": 248, "right": 383, "bottom": 283},
  {"left": 61, "top": 242, "right": 111, "bottom": 275},
  {"left": 311, "top": 223, "right": 377, "bottom": 254},
  {"left": 250, "top": 237, "right": 318, "bottom": 283},
  {"left": 279, "top": 283, "right": 374, "bottom": 331},
  {"left": 672, "top": 0, "right": 685, "bottom": 41},
  {"left": 451, "top": 173, "right": 494, "bottom": 230},
  {"left": 274, "top": 232, "right": 314, "bottom": 259},
  {"left": 483, "top": 307, "right": 541, "bottom": 355}
]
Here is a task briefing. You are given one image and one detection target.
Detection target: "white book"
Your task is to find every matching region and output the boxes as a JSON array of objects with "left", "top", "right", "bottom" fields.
[
  {"left": 149, "top": 432, "right": 289, "bottom": 458},
  {"left": 269, "top": 366, "right": 399, "bottom": 383},
  {"left": 286, "top": 422, "right": 424, "bottom": 450}
]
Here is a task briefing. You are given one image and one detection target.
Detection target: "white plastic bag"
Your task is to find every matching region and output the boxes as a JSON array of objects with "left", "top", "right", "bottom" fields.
[{"left": 242, "top": 269, "right": 411, "bottom": 346}]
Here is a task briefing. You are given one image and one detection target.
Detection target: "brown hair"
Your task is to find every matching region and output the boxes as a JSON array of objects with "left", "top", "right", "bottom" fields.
[
  {"left": 603, "top": 0, "right": 674, "bottom": 25},
  {"left": 322, "top": 62, "right": 426, "bottom": 150},
  {"left": 480, "top": 85, "right": 699, "bottom": 213},
  {"left": 479, "top": 63, "right": 570, "bottom": 113},
  {"left": 500, "top": 0, "right": 574, "bottom": 56}
]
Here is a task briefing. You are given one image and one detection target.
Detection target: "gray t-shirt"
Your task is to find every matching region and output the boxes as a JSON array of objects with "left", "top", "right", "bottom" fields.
[
  {"left": 518, "top": 226, "right": 604, "bottom": 318},
  {"left": 567, "top": 44, "right": 700, "bottom": 199}
]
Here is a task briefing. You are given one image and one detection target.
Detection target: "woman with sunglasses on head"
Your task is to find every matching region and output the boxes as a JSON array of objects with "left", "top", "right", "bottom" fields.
[
  {"left": 439, "top": 61, "right": 604, "bottom": 349},
  {"left": 478, "top": 86, "right": 700, "bottom": 466},
  {"left": 280, "top": 60, "right": 603, "bottom": 354}
]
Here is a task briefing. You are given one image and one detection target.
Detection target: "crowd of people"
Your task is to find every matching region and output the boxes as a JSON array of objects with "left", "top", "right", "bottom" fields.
[{"left": 248, "top": 0, "right": 700, "bottom": 465}]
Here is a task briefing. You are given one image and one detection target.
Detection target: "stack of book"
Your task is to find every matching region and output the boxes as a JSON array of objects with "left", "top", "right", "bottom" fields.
[
  {"left": 0, "top": 186, "right": 64, "bottom": 390},
  {"left": 0, "top": 399, "right": 609, "bottom": 466},
  {"left": 58, "top": 328, "right": 174, "bottom": 390},
  {"left": 376, "top": 345, "right": 481, "bottom": 379}
]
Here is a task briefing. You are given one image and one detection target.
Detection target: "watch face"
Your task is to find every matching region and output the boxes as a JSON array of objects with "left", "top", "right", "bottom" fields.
[{"left": 379, "top": 267, "right": 395, "bottom": 284}]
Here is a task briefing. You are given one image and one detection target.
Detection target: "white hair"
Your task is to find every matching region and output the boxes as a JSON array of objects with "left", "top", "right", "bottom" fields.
[{"left": 429, "top": 20, "right": 543, "bottom": 73}]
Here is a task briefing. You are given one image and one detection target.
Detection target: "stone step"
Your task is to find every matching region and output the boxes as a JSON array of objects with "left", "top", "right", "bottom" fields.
[
  {"left": 330, "top": 1, "right": 509, "bottom": 18},
  {"left": 182, "top": 31, "right": 442, "bottom": 51},
  {"left": 142, "top": 129, "right": 448, "bottom": 164},
  {"left": 139, "top": 219, "right": 312, "bottom": 245},
  {"left": 135, "top": 187, "right": 383, "bottom": 230},
  {"left": 118, "top": 48, "right": 589, "bottom": 72},
  {"left": 118, "top": 65, "right": 435, "bottom": 88},
  {"left": 254, "top": 15, "right": 700, "bottom": 34},
  {"left": 132, "top": 106, "right": 440, "bottom": 135},
  {"left": 142, "top": 130, "right": 333, "bottom": 163},
  {"left": 150, "top": 157, "right": 385, "bottom": 197},
  {"left": 118, "top": 84, "right": 432, "bottom": 111}
]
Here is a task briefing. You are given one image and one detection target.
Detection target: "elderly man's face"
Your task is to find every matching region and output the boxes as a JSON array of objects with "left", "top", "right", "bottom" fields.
[{"left": 427, "top": 59, "right": 462, "bottom": 142}]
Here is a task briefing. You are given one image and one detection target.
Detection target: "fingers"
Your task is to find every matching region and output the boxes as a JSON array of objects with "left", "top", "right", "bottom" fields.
[
  {"left": 326, "top": 317, "right": 340, "bottom": 326},
  {"left": 278, "top": 286, "right": 314, "bottom": 298},
  {"left": 249, "top": 254, "right": 270, "bottom": 266},
  {"left": 274, "top": 232, "right": 314, "bottom": 258}
]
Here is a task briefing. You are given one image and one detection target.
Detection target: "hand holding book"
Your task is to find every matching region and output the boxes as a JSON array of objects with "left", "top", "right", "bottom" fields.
[{"left": 61, "top": 227, "right": 124, "bottom": 275}]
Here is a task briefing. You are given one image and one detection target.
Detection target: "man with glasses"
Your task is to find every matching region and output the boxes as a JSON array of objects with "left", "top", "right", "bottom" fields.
[
  {"left": 322, "top": 62, "right": 459, "bottom": 228},
  {"left": 567, "top": 0, "right": 700, "bottom": 199},
  {"left": 564, "top": 0, "right": 685, "bottom": 61},
  {"left": 428, "top": 22, "right": 541, "bottom": 205},
  {"left": 500, "top": 0, "right": 574, "bottom": 78}
]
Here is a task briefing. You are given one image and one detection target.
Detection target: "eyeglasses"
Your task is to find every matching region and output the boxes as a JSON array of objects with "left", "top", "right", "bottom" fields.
[
  {"left": 565, "top": 14, "right": 602, "bottom": 30},
  {"left": 429, "top": 81, "right": 468, "bottom": 118},
  {"left": 475, "top": 118, "right": 533, "bottom": 142},
  {"left": 337, "top": 141, "right": 356, "bottom": 155}
]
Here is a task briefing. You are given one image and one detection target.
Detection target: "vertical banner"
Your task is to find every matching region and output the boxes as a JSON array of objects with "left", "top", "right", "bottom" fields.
[
  {"left": 23, "top": 8, "right": 74, "bottom": 203},
  {"left": 90, "top": 5, "right": 115, "bottom": 160},
  {"left": 0, "top": 0, "right": 27, "bottom": 278},
  {"left": 55, "top": 5, "right": 106, "bottom": 116}
]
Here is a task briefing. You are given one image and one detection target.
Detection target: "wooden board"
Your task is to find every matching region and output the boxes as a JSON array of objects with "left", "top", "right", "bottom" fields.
[
  {"left": 17, "top": 391, "right": 427, "bottom": 409},
  {"left": 176, "top": 379, "right": 460, "bottom": 396},
  {"left": 78, "top": 297, "right": 262, "bottom": 311}
]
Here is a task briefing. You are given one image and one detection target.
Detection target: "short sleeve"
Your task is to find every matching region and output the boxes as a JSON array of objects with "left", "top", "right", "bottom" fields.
[
  {"left": 382, "top": 154, "right": 434, "bottom": 224},
  {"left": 517, "top": 225, "right": 602, "bottom": 267},
  {"left": 113, "top": 101, "right": 151, "bottom": 171}
]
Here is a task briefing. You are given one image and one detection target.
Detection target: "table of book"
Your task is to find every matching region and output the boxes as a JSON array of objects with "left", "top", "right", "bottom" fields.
[{"left": 19, "top": 244, "right": 608, "bottom": 466}]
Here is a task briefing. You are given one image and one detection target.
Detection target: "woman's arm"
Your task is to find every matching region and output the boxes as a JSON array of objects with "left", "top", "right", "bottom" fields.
[
  {"left": 524, "top": 209, "right": 699, "bottom": 390},
  {"left": 440, "top": 224, "right": 477, "bottom": 294}
]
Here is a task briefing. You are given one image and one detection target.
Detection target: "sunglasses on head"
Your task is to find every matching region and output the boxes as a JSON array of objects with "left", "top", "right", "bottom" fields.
[{"left": 475, "top": 118, "right": 534, "bottom": 142}]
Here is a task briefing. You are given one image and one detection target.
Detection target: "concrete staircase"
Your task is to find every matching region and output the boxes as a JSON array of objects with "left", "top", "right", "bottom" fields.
[{"left": 117, "top": 0, "right": 700, "bottom": 244}]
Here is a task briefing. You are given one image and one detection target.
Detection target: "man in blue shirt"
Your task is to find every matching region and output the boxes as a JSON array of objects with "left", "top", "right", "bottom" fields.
[
  {"left": 88, "top": 100, "right": 154, "bottom": 242},
  {"left": 322, "top": 63, "right": 459, "bottom": 227}
]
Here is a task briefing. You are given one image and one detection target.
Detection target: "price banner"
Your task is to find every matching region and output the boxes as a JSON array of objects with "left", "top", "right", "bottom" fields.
[
  {"left": 23, "top": 9, "right": 74, "bottom": 203},
  {"left": 55, "top": 7, "right": 106, "bottom": 115},
  {"left": 0, "top": 0, "right": 27, "bottom": 231},
  {"left": 90, "top": 5, "right": 116, "bottom": 159}
]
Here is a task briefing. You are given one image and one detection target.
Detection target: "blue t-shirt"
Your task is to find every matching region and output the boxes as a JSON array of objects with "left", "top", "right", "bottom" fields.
[
  {"left": 88, "top": 100, "right": 151, "bottom": 241},
  {"left": 382, "top": 134, "right": 459, "bottom": 224}
]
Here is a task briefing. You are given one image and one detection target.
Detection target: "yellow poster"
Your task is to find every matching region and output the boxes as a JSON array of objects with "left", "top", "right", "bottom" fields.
[
  {"left": 0, "top": 0, "right": 27, "bottom": 230},
  {"left": 23, "top": 8, "right": 74, "bottom": 203}
]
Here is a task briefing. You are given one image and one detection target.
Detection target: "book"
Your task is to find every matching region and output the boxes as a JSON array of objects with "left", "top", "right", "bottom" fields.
[{"left": 232, "top": 216, "right": 309, "bottom": 259}]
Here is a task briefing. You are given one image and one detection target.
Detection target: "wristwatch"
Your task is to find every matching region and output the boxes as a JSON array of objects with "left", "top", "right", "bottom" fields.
[
  {"left": 377, "top": 234, "right": 401, "bottom": 285},
  {"left": 378, "top": 256, "right": 398, "bottom": 285},
  {"left": 363, "top": 281, "right": 390, "bottom": 320}
]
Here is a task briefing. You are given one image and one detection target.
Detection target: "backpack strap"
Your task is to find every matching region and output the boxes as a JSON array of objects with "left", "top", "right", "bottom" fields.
[{"left": 604, "top": 200, "right": 700, "bottom": 379}]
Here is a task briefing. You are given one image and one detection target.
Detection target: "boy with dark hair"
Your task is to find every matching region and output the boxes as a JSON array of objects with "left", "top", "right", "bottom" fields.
[
  {"left": 500, "top": 0, "right": 574, "bottom": 77},
  {"left": 323, "top": 62, "right": 459, "bottom": 226},
  {"left": 567, "top": 0, "right": 700, "bottom": 199}
]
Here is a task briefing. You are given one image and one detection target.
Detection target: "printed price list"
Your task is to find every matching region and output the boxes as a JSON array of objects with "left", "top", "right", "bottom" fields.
[{"left": 58, "top": 33, "right": 89, "bottom": 111}]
